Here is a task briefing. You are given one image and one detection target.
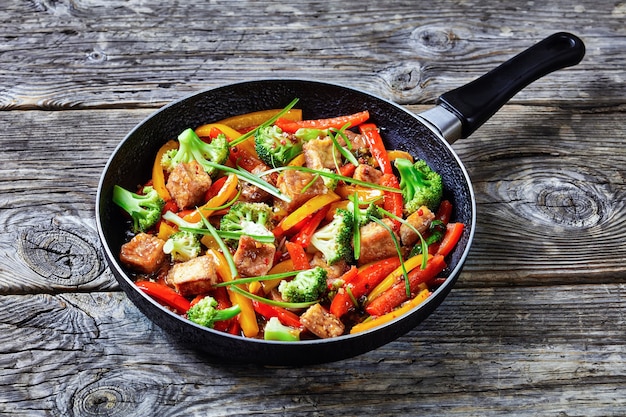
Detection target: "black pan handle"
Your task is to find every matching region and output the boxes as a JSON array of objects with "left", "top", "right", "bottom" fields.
[{"left": 437, "top": 32, "right": 585, "bottom": 139}]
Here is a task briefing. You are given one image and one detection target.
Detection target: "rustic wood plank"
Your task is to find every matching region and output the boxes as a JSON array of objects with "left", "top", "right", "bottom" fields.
[
  {"left": 0, "top": 285, "right": 624, "bottom": 416},
  {"left": 1, "top": 0, "right": 623, "bottom": 109}
]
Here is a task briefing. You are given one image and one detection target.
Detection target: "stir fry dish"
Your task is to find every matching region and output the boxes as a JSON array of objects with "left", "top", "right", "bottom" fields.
[{"left": 113, "top": 99, "right": 465, "bottom": 341}]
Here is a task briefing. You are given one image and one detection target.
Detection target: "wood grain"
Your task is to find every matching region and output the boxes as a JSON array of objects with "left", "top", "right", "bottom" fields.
[
  {"left": 1, "top": 1, "right": 623, "bottom": 109},
  {"left": 1, "top": 0, "right": 625, "bottom": 415},
  {"left": 1, "top": 285, "right": 625, "bottom": 416}
]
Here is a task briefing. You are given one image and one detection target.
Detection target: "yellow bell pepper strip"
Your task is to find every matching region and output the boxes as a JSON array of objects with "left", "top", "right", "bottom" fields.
[
  {"left": 206, "top": 249, "right": 259, "bottom": 338},
  {"left": 387, "top": 150, "right": 414, "bottom": 164},
  {"left": 152, "top": 140, "right": 178, "bottom": 201},
  {"left": 157, "top": 220, "right": 178, "bottom": 241},
  {"left": 287, "top": 153, "right": 306, "bottom": 167},
  {"left": 183, "top": 173, "right": 239, "bottom": 223},
  {"left": 365, "top": 254, "right": 446, "bottom": 316},
  {"left": 335, "top": 184, "right": 385, "bottom": 203},
  {"left": 273, "top": 191, "right": 341, "bottom": 236},
  {"left": 366, "top": 254, "right": 429, "bottom": 303},
  {"left": 261, "top": 258, "right": 295, "bottom": 294},
  {"left": 215, "top": 109, "right": 303, "bottom": 131},
  {"left": 195, "top": 123, "right": 259, "bottom": 159},
  {"left": 275, "top": 110, "right": 370, "bottom": 134},
  {"left": 350, "top": 288, "right": 430, "bottom": 334}
]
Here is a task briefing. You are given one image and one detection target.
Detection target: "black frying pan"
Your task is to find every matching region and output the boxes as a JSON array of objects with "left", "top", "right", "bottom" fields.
[{"left": 96, "top": 33, "right": 584, "bottom": 365}]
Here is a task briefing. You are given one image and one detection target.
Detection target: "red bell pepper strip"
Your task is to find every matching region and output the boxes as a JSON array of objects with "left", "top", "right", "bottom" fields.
[
  {"left": 359, "top": 123, "right": 392, "bottom": 175},
  {"left": 292, "top": 205, "right": 330, "bottom": 247},
  {"left": 436, "top": 200, "right": 453, "bottom": 224},
  {"left": 252, "top": 300, "right": 303, "bottom": 329},
  {"left": 338, "top": 162, "right": 356, "bottom": 178},
  {"left": 274, "top": 110, "right": 370, "bottom": 134},
  {"left": 435, "top": 222, "right": 464, "bottom": 257},
  {"left": 380, "top": 173, "right": 403, "bottom": 231},
  {"left": 330, "top": 257, "right": 401, "bottom": 318},
  {"left": 135, "top": 281, "right": 191, "bottom": 313},
  {"left": 365, "top": 254, "right": 446, "bottom": 317},
  {"left": 284, "top": 241, "right": 311, "bottom": 270},
  {"left": 210, "top": 286, "right": 238, "bottom": 333},
  {"left": 203, "top": 175, "right": 227, "bottom": 202}
]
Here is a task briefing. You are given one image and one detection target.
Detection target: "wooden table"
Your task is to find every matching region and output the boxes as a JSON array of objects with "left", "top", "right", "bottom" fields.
[{"left": 1, "top": 1, "right": 624, "bottom": 415}]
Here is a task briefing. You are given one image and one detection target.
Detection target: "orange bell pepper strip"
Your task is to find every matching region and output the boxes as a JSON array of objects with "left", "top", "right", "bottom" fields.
[
  {"left": 183, "top": 173, "right": 239, "bottom": 223},
  {"left": 365, "top": 254, "right": 446, "bottom": 317},
  {"left": 350, "top": 288, "right": 431, "bottom": 334},
  {"left": 274, "top": 191, "right": 341, "bottom": 235},
  {"left": 207, "top": 249, "right": 259, "bottom": 338},
  {"left": 274, "top": 110, "right": 370, "bottom": 134},
  {"left": 359, "top": 123, "right": 392, "bottom": 175},
  {"left": 284, "top": 241, "right": 311, "bottom": 270},
  {"left": 215, "top": 109, "right": 303, "bottom": 131},
  {"left": 152, "top": 140, "right": 178, "bottom": 201}
]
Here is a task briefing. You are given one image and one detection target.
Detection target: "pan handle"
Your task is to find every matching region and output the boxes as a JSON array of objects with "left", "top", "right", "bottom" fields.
[{"left": 431, "top": 32, "right": 585, "bottom": 141}]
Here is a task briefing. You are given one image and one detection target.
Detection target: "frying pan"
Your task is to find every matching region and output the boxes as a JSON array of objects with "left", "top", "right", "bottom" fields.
[{"left": 96, "top": 32, "right": 585, "bottom": 365}]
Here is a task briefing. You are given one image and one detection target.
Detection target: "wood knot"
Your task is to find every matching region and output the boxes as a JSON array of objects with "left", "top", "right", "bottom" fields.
[
  {"left": 500, "top": 169, "right": 612, "bottom": 230},
  {"left": 18, "top": 226, "right": 105, "bottom": 286},
  {"left": 61, "top": 369, "right": 175, "bottom": 417},
  {"left": 376, "top": 63, "right": 426, "bottom": 104},
  {"left": 409, "top": 26, "right": 461, "bottom": 54}
]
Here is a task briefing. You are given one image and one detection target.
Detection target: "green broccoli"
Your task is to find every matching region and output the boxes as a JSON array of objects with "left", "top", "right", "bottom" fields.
[
  {"left": 112, "top": 185, "right": 165, "bottom": 233},
  {"left": 161, "top": 128, "right": 229, "bottom": 177},
  {"left": 349, "top": 201, "right": 383, "bottom": 227},
  {"left": 219, "top": 201, "right": 275, "bottom": 244},
  {"left": 255, "top": 125, "right": 302, "bottom": 167},
  {"left": 309, "top": 208, "right": 354, "bottom": 265},
  {"left": 394, "top": 157, "right": 443, "bottom": 214},
  {"left": 278, "top": 266, "right": 328, "bottom": 303},
  {"left": 263, "top": 317, "right": 301, "bottom": 342},
  {"left": 163, "top": 231, "right": 201, "bottom": 262},
  {"left": 186, "top": 296, "right": 241, "bottom": 329}
]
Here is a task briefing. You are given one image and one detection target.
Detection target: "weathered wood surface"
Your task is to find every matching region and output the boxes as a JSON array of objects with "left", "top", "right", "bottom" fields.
[{"left": 1, "top": 0, "right": 625, "bottom": 415}]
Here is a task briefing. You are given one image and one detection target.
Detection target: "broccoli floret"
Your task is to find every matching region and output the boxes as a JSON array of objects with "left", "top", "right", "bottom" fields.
[
  {"left": 161, "top": 128, "right": 229, "bottom": 177},
  {"left": 349, "top": 201, "right": 383, "bottom": 227},
  {"left": 278, "top": 266, "right": 328, "bottom": 303},
  {"left": 112, "top": 185, "right": 165, "bottom": 233},
  {"left": 186, "top": 296, "right": 241, "bottom": 329},
  {"left": 255, "top": 125, "right": 302, "bottom": 167},
  {"left": 219, "top": 201, "right": 274, "bottom": 244},
  {"left": 394, "top": 157, "right": 443, "bottom": 214},
  {"left": 163, "top": 231, "right": 201, "bottom": 262},
  {"left": 310, "top": 208, "right": 354, "bottom": 265},
  {"left": 263, "top": 316, "right": 301, "bottom": 341}
]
